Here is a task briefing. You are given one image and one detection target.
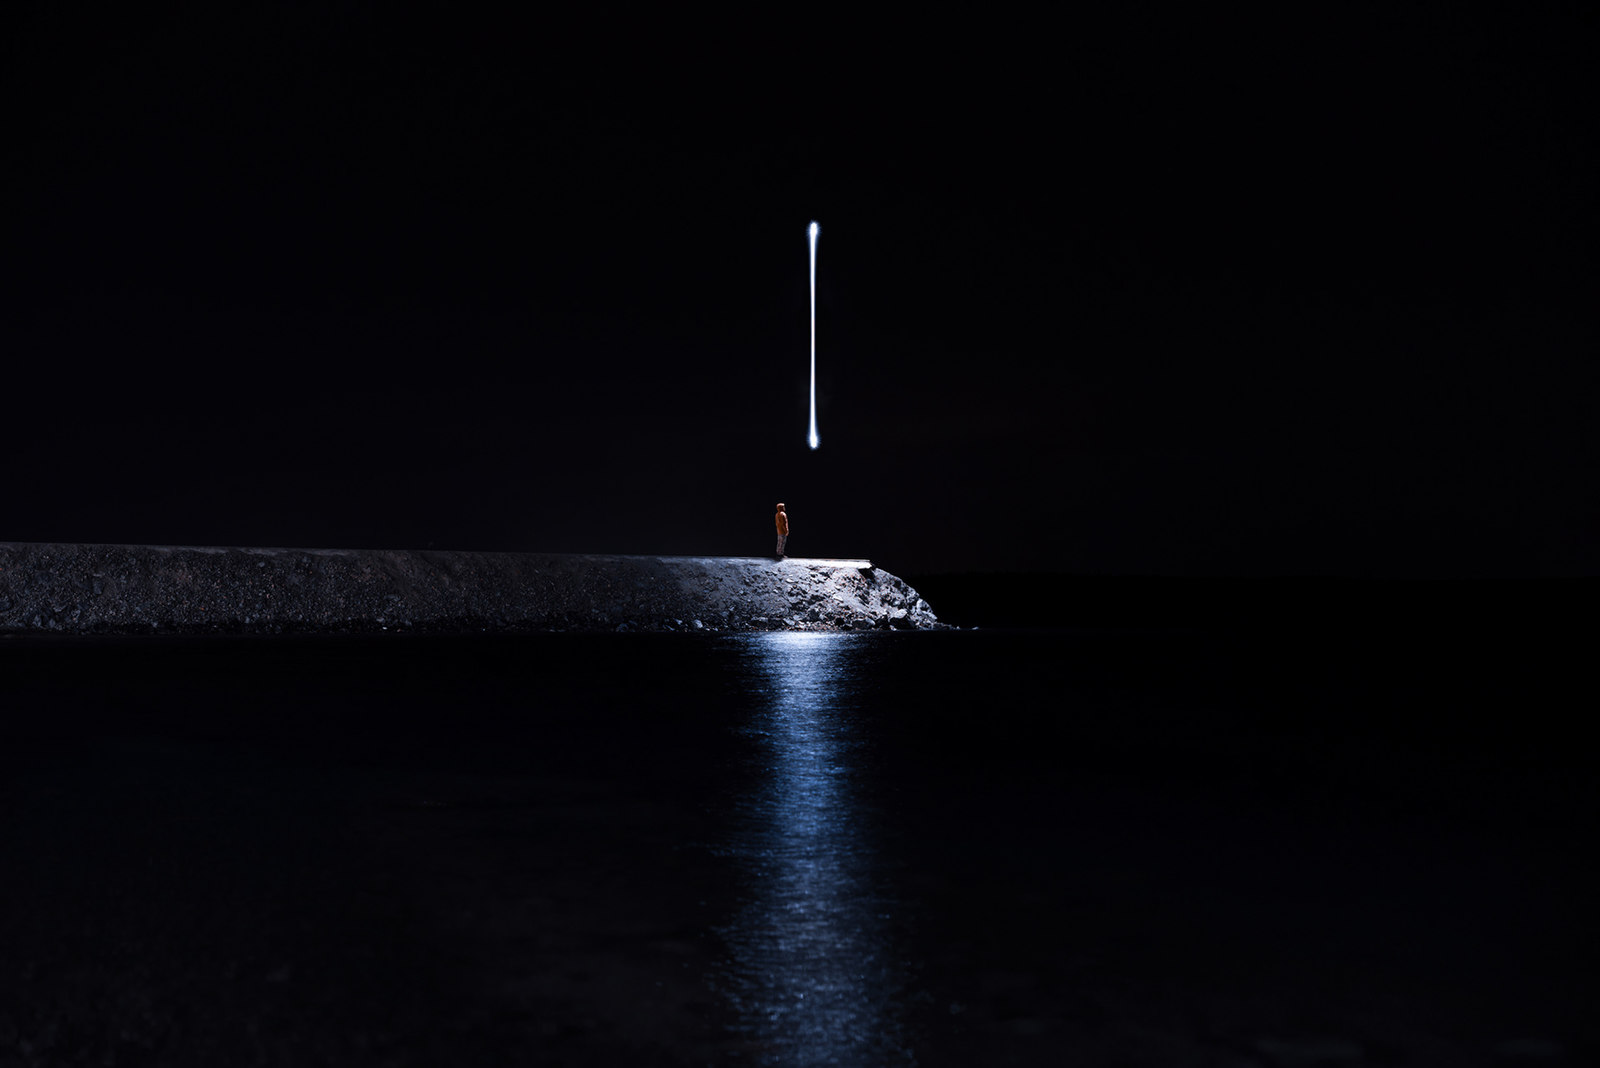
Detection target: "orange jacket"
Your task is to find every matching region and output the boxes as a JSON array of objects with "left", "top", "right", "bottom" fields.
[{"left": 774, "top": 509, "right": 789, "bottom": 536}]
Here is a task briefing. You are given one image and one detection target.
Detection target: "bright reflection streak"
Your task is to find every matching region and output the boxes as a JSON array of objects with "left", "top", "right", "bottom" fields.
[
  {"left": 717, "top": 632, "right": 907, "bottom": 1063},
  {"left": 807, "top": 221, "right": 821, "bottom": 450}
]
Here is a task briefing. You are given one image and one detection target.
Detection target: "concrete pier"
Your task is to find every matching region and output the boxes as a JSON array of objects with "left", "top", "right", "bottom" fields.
[{"left": 0, "top": 544, "right": 943, "bottom": 635}]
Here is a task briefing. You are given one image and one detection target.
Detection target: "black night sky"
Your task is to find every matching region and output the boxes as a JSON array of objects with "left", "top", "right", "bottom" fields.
[{"left": 5, "top": 7, "right": 1596, "bottom": 577}]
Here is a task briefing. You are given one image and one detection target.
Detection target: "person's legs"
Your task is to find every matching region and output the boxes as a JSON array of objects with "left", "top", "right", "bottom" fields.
[{"left": 776, "top": 534, "right": 786, "bottom": 557}]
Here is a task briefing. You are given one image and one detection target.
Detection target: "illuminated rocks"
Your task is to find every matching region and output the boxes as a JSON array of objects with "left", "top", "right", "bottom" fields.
[{"left": 0, "top": 544, "right": 946, "bottom": 635}]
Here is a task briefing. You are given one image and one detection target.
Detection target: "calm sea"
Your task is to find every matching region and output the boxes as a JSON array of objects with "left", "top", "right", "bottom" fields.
[{"left": 1, "top": 627, "right": 1595, "bottom": 1065}]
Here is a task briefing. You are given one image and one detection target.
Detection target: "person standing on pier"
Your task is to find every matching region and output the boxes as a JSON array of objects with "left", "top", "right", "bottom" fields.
[{"left": 774, "top": 503, "right": 789, "bottom": 559}]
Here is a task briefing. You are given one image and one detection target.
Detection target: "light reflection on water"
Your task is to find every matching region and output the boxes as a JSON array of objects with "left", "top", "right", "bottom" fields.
[{"left": 716, "top": 632, "right": 911, "bottom": 1065}]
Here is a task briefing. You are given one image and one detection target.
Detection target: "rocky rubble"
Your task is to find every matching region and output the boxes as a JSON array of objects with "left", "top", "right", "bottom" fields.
[{"left": 0, "top": 544, "right": 947, "bottom": 635}]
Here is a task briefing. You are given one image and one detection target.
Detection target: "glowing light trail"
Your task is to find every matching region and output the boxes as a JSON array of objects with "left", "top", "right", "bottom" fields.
[{"left": 807, "top": 221, "right": 820, "bottom": 450}]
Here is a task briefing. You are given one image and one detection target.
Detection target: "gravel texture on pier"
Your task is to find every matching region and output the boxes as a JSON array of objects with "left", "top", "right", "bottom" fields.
[{"left": 0, "top": 543, "right": 944, "bottom": 635}]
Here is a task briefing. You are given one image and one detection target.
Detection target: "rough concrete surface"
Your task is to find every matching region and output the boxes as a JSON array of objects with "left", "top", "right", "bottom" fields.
[{"left": 0, "top": 544, "right": 944, "bottom": 635}]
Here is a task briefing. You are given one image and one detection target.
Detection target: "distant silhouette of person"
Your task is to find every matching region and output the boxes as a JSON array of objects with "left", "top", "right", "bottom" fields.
[{"left": 774, "top": 502, "right": 789, "bottom": 559}]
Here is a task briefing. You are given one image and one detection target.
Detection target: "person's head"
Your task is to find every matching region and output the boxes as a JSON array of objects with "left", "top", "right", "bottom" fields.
[{"left": 776, "top": 502, "right": 785, "bottom": 512}]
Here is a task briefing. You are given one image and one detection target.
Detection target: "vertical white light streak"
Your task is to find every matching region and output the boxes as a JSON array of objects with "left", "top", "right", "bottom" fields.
[{"left": 807, "top": 221, "right": 820, "bottom": 450}]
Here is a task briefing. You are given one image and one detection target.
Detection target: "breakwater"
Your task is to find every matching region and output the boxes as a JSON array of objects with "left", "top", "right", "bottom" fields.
[{"left": 0, "top": 544, "right": 944, "bottom": 635}]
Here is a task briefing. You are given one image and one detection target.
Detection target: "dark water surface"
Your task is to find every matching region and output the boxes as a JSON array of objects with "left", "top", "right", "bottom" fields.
[{"left": 1, "top": 628, "right": 1595, "bottom": 1065}]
